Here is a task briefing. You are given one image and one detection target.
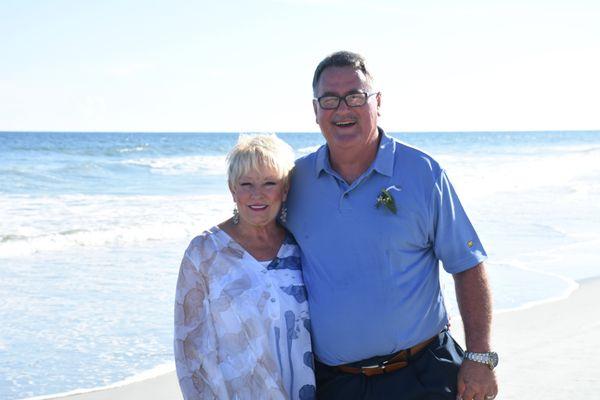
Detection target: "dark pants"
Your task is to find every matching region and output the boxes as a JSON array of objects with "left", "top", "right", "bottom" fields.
[{"left": 315, "top": 330, "right": 464, "bottom": 400}]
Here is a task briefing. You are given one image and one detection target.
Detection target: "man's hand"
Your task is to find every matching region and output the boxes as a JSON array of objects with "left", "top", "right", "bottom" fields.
[{"left": 456, "top": 360, "right": 498, "bottom": 400}]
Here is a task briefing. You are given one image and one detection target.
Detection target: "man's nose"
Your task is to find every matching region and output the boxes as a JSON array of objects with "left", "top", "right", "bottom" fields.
[{"left": 336, "top": 98, "right": 352, "bottom": 112}]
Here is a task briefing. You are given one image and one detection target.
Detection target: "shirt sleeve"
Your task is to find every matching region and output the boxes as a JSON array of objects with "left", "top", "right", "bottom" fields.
[
  {"left": 174, "top": 237, "right": 229, "bottom": 400},
  {"left": 430, "top": 169, "right": 487, "bottom": 273}
]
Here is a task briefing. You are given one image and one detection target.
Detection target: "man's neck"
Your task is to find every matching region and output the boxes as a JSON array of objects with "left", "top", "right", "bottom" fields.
[{"left": 328, "top": 138, "right": 379, "bottom": 184}]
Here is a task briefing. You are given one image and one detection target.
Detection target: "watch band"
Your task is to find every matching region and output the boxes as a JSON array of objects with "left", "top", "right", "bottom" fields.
[{"left": 463, "top": 351, "right": 499, "bottom": 370}]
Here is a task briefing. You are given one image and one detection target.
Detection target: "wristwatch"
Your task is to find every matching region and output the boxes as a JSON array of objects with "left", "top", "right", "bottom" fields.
[{"left": 463, "top": 351, "right": 499, "bottom": 370}]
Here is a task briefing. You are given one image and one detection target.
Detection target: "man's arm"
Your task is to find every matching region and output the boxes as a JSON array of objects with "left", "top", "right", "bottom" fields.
[{"left": 453, "top": 262, "right": 498, "bottom": 400}]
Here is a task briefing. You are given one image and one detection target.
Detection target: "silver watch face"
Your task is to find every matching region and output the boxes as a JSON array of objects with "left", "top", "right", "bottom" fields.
[{"left": 489, "top": 352, "right": 499, "bottom": 368}]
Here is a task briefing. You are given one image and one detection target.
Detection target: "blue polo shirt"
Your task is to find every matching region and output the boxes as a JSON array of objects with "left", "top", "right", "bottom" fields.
[{"left": 286, "top": 128, "right": 486, "bottom": 366}]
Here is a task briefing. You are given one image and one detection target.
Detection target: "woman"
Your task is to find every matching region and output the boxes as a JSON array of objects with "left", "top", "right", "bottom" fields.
[{"left": 174, "top": 135, "right": 315, "bottom": 399}]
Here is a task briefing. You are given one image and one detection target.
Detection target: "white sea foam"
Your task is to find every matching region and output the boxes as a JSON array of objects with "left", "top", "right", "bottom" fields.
[
  {"left": 506, "top": 238, "right": 600, "bottom": 282},
  {"left": 0, "top": 193, "right": 232, "bottom": 257},
  {"left": 116, "top": 144, "right": 149, "bottom": 153},
  {"left": 122, "top": 155, "right": 226, "bottom": 175},
  {"left": 297, "top": 145, "right": 321, "bottom": 156},
  {"left": 494, "top": 280, "right": 579, "bottom": 314},
  {"left": 513, "top": 143, "right": 600, "bottom": 156},
  {"left": 442, "top": 148, "right": 600, "bottom": 202}
]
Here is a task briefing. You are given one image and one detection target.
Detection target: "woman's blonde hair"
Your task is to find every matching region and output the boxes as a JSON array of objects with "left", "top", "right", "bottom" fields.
[{"left": 226, "top": 134, "right": 296, "bottom": 188}]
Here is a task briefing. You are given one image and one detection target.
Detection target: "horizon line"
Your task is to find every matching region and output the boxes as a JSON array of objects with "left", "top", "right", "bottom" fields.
[{"left": 2, "top": 129, "right": 599, "bottom": 134}]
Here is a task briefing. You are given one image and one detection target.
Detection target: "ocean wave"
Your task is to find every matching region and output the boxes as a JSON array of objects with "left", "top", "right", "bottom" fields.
[
  {"left": 0, "top": 194, "right": 233, "bottom": 257},
  {"left": 491, "top": 258, "right": 579, "bottom": 313},
  {"left": 114, "top": 144, "right": 151, "bottom": 154},
  {"left": 122, "top": 155, "right": 226, "bottom": 175},
  {"left": 512, "top": 143, "right": 600, "bottom": 156},
  {"left": 442, "top": 148, "right": 600, "bottom": 201},
  {"left": 1, "top": 234, "right": 29, "bottom": 243},
  {"left": 0, "top": 226, "right": 184, "bottom": 257},
  {"left": 296, "top": 145, "right": 321, "bottom": 156}
]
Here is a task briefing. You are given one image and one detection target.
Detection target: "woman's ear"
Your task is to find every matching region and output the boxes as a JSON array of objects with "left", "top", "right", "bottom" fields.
[
  {"left": 283, "top": 181, "right": 290, "bottom": 202},
  {"left": 229, "top": 182, "right": 237, "bottom": 202}
]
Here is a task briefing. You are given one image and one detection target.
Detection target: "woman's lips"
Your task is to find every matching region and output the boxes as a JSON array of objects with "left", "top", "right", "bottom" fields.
[{"left": 248, "top": 205, "right": 268, "bottom": 210}]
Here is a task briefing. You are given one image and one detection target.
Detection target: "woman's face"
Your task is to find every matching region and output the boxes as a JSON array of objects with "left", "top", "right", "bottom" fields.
[{"left": 230, "top": 164, "right": 288, "bottom": 228}]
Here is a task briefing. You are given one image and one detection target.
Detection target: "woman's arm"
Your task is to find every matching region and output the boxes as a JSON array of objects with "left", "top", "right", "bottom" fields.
[{"left": 174, "top": 238, "right": 228, "bottom": 400}]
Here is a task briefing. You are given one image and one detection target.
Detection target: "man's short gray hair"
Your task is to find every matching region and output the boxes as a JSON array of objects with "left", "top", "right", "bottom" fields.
[
  {"left": 226, "top": 134, "right": 296, "bottom": 188},
  {"left": 312, "top": 50, "right": 374, "bottom": 96}
]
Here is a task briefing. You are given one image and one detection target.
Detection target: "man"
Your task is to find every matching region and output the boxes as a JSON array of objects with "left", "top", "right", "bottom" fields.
[{"left": 286, "top": 51, "right": 499, "bottom": 400}]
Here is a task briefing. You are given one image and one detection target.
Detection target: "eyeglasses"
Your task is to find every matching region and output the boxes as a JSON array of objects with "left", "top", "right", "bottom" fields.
[{"left": 315, "top": 92, "right": 379, "bottom": 110}]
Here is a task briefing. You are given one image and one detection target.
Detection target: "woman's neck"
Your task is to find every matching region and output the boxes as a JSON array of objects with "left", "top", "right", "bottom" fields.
[{"left": 220, "top": 219, "right": 285, "bottom": 261}]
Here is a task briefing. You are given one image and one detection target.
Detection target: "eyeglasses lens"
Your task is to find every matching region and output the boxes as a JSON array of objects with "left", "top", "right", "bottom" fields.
[
  {"left": 319, "top": 97, "right": 340, "bottom": 109},
  {"left": 345, "top": 93, "right": 367, "bottom": 107},
  {"left": 318, "top": 93, "right": 372, "bottom": 109}
]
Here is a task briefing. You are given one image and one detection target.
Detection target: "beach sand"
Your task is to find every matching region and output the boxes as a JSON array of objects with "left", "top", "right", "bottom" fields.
[
  {"left": 454, "top": 277, "right": 600, "bottom": 399},
  {"left": 42, "top": 371, "right": 182, "bottom": 400},
  {"left": 47, "top": 277, "right": 600, "bottom": 400}
]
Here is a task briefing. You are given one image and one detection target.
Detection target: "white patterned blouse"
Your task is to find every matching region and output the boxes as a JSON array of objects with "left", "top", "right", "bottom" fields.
[{"left": 174, "top": 226, "right": 316, "bottom": 400}]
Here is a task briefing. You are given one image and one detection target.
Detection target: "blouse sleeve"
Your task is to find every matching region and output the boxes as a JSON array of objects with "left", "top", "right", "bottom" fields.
[{"left": 174, "top": 236, "right": 229, "bottom": 400}]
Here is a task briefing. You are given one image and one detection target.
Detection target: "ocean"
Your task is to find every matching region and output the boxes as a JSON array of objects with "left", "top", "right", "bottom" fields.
[{"left": 1, "top": 131, "right": 599, "bottom": 399}]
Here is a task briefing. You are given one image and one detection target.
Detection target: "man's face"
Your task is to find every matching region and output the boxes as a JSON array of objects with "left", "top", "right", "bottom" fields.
[{"left": 313, "top": 66, "right": 381, "bottom": 153}]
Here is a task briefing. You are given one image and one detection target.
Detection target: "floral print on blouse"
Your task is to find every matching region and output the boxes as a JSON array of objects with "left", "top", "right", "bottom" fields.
[{"left": 174, "top": 226, "right": 315, "bottom": 400}]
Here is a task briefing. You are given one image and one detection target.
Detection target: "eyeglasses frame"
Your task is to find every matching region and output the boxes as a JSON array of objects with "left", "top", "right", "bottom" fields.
[{"left": 314, "top": 92, "right": 380, "bottom": 110}]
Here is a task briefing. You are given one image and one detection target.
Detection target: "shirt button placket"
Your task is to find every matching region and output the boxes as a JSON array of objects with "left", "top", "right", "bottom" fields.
[{"left": 339, "top": 191, "right": 352, "bottom": 212}]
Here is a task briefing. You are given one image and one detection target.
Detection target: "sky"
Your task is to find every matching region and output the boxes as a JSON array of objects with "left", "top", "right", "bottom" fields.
[{"left": 1, "top": 0, "right": 599, "bottom": 133}]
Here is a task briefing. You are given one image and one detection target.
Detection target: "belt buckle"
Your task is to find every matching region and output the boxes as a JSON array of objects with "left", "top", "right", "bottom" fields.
[{"left": 360, "top": 361, "right": 387, "bottom": 374}]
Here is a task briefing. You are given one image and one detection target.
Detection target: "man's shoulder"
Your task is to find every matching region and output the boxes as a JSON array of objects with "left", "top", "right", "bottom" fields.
[
  {"left": 295, "top": 145, "right": 323, "bottom": 164},
  {"left": 387, "top": 136, "right": 443, "bottom": 176},
  {"left": 293, "top": 144, "right": 325, "bottom": 174}
]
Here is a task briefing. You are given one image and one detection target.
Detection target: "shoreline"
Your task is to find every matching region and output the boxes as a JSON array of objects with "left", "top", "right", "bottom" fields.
[
  {"left": 493, "top": 275, "right": 600, "bottom": 399},
  {"left": 24, "top": 364, "right": 176, "bottom": 400},
  {"left": 31, "top": 277, "right": 600, "bottom": 400},
  {"left": 452, "top": 276, "right": 600, "bottom": 399},
  {"left": 494, "top": 278, "right": 578, "bottom": 315},
  {"left": 32, "top": 371, "right": 181, "bottom": 400}
]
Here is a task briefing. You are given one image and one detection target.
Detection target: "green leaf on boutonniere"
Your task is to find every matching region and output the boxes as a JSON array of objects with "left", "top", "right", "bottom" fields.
[{"left": 375, "top": 188, "right": 397, "bottom": 214}]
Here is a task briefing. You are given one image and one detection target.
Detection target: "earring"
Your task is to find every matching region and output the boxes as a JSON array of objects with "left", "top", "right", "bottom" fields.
[
  {"left": 232, "top": 207, "right": 240, "bottom": 225},
  {"left": 279, "top": 205, "right": 287, "bottom": 223}
]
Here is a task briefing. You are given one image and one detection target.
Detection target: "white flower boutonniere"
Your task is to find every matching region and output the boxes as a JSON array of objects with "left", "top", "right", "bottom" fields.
[{"left": 375, "top": 187, "right": 397, "bottom": 214}]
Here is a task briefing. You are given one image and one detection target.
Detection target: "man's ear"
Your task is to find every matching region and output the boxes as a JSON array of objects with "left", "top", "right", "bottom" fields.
[
  {"left": 313, "top": 99, "right": 318, "bottom": 124},
  {"left": 376, "top": 92, "right": 382, "bottom": 116}
]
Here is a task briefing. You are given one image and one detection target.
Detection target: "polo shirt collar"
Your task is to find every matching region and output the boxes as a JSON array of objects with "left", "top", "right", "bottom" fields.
[
  {"left": 372, "top": 127, "right": 395, "bottom": 177},
  {"left": 315, "top": 144, "right": 332, "bottom": 177},
  {"left": 314, "top": 127, "right": 395, "bottom": 178}
]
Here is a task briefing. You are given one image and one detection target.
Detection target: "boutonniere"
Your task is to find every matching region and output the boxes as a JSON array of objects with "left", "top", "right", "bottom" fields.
[{"left": 375, "top": 187, "right": 397, "bottom": 214}]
